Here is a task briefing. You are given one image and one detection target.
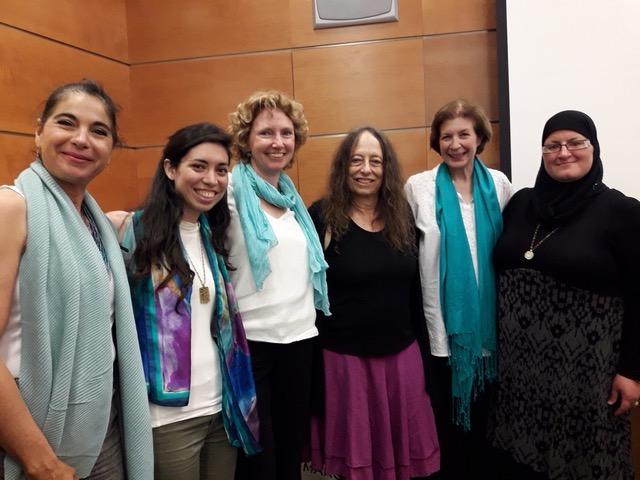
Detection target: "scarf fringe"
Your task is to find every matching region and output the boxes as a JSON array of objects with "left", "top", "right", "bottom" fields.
[{"left": 449, "top": 344, "right": 497, "bottom": 431}]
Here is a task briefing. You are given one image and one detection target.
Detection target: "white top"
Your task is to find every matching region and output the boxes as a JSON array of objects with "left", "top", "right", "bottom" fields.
[
  {"left": 149, "top": 220, "right": 222, "bottom": 428},
  {"left": 404, "top": 165, "right": 515, "bottom": 357},
  {"left": 0, "top": 186, "right": 24, "bottom": 377},
  {"left": 226, "top": 181, "right": 317, "bottom": 343},
  {"left": 0, "top": 185, "right": 116, "bottom": 378}
]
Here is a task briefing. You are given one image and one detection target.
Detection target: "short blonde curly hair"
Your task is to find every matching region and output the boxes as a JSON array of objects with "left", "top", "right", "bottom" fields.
[{"left": 228, "top": 90, "right": 309, "bottom": 165}]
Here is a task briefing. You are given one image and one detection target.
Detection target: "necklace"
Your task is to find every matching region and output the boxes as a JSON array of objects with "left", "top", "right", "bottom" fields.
[
  {"left": 184, "top": 237, "right": 210, "bottom": 304},
  {"left": 524, "top": 224, "right": 559, "bottom": 260}
]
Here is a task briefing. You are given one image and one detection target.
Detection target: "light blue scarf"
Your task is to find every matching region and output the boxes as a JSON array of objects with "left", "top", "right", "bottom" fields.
[
  {"left": 8, "top": 161, "right": 153, "bottom": 479},
  {"left": 435, "top": 158, "right": 502, "bottom": 431},
  {"left": 231, "top": 162, "right": 330, "bottom": 315}
]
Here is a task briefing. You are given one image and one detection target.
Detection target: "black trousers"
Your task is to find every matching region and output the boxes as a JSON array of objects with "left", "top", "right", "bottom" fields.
[
  {"left": 426, "top": 355, "right": 498, "bottom": 480},
  {"left": 235, "top": 338, "right": 314, "bottom": 480}
]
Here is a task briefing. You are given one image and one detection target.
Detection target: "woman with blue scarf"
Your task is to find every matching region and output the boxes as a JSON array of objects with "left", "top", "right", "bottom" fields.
[
  {"left": 227, "top": 91, "right": 330, "bottom": 480},
  {"left": 108, "top": 123, "right": 260, "bottom": 479},
  {"left": 0, "top": 80, "right": 153, "bottom": 479},
  {"left": 405, "top": 99, "right": 513, "bottom": 479}
]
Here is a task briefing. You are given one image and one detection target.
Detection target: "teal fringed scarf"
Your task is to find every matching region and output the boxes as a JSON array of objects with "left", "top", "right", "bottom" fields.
[
  {"left": 435, "top": 158, "right": 502, "bottom": 431},
  {"left": 8, "top": 161, "right": 153, "bottom": 479},
  {"left": 122, "top": 212, "right": 261, "bottom": 455},
  {"left": 231, "top": 162, "right": 330, "bottom": 315}
]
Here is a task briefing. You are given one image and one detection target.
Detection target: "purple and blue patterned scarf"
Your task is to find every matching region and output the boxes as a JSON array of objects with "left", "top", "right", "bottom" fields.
[{"left": 122, "top": 211, "right": 260, "bottom": 454}]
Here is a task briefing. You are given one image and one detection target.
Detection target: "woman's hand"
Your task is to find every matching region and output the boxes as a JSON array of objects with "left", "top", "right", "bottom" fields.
[
  {"left": 607, "top": 374, "right": 640, "bottom": 416},
  {"left": 25, "top": 456, "right": 78, "bottom": 480}
]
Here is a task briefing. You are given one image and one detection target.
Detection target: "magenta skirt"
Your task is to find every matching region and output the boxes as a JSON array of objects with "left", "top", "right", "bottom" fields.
[{"left": 310, "top": 341, "right": 440, "bottom": 480}]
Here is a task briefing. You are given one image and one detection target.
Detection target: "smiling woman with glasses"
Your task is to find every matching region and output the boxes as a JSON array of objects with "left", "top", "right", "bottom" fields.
[{"left": 488, "top": 110, "right": 640, "bottom": 479}]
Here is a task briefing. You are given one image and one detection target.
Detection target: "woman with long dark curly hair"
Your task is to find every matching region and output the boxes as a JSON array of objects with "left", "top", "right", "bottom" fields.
[
  {"left": 108, "top": 122, "right": 260, "bottom": 479},
  {"left": 308, "top": 126, "right": 440, "bottom": 480}
]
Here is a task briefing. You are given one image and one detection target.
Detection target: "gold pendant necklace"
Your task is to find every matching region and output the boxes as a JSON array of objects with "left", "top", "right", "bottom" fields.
[
  {"left": 524, "top": 224, "right": 559, "bottom": 260},
  {"left": 185, "top": 237, "right": 210, "bottom": 304}
]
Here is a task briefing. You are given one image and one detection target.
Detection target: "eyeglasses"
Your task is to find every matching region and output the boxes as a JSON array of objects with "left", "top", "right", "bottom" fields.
[{"left": 542, "top": 139, "right": 591, "bottom": 154}]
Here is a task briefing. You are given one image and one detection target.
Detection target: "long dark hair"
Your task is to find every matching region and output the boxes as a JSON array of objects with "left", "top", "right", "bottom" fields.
[
  {"left": 133, "top": 123, "right": 232, "bottom": 293},
  {"left": 322, "top": 126, "right": 414, "bottom": 252}
]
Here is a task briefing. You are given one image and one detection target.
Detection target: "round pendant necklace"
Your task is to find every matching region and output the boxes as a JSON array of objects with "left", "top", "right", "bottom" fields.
[{"left": 524, "top": 223, "right": 559, "bottom": 260}]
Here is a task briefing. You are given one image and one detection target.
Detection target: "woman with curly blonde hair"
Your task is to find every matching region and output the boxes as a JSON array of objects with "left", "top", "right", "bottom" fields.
[{"left": 227, "top": 91, "right": 329, "bottom": 480}]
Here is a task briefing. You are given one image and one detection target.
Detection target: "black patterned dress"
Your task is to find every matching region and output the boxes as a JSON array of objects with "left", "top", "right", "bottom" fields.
[{"left": 489, "top": 188, "right": 640, "bottom": 480}]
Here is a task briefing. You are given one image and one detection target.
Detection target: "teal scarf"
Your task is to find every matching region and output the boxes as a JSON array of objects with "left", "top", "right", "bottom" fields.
[
  {"left": 122, "top": 212, "right": 261, "bottom": 454},
  {"left": 8, "top": 161, "right": 153, "bottom": 479},
  {"left": 435, "top": 158, "right": 502, "bottom": 430},
  {"left": 231, "top": 163, "right": 330, "bottom": 315}
]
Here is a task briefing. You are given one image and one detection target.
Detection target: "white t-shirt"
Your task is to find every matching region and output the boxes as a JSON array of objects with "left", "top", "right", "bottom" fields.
[
  {"left": 404, "top": 165, "right": 515, "bottom": 357},
  {"left": 149, "top": 220, "right": 222, "bottom": 428},
  {"left": 226, "top": 182, "right": 317, "bottom": 344}
]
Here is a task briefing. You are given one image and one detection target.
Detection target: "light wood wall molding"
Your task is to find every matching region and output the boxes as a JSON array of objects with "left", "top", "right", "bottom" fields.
[
  {"left": 423, "top": 31, "right": 498, "bottom": 125},
  {"left": 293, "top": 39, "right": 425, "bottom": 136},
  {"left": 126, "top": 0, "right": 292, "bottom": 63},
  {"left": 129, "top": 51, "right": 294, "bottom": 147},
  {"left": 422, "top": 0, "right": 495, "bottom": 35},
  {"left": 0, "top": 25, "right": 131, "bottom": 137},
  {"left": 0, "top": 0, "right": 129, "bottom": 62},
  {"left": 290, "top": 0, "right": 423, "bottom": 48}
]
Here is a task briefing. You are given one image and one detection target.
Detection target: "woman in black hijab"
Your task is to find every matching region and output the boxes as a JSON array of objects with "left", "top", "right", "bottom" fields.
[{"left": 488, "top": 110, "right": 640, "bottom": 479}]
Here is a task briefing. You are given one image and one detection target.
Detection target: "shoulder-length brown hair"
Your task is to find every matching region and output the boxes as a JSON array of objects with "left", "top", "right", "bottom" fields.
[
  {"left": 429, "top": 98, "right": 492, "bottom": 155},
  {"left": 322, "top": 126, "right": 414, "bottom": 252}
]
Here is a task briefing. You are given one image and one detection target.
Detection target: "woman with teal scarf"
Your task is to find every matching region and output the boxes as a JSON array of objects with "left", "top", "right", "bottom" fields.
[
  {"left": 0, "top": 80, "right": 153, "bottom": 479},
  {"left": 108, "top": 122, "right": 260, "bottom": 479},
  {"left": 405, "top": 99, "right": 513, "bottom": 479},
  {"left": 227, "top": 91, "right": 330, "bottom": 480}
]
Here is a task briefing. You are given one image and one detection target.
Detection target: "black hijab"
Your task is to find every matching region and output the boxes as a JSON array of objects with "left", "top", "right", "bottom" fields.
[{"left": 532, "top": 110, "right": 607, "bottom": 224}]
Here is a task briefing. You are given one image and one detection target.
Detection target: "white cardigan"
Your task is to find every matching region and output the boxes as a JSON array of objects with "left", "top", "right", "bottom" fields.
[{"left": 404, "top": 164, "right": 515, "bottom": 357}]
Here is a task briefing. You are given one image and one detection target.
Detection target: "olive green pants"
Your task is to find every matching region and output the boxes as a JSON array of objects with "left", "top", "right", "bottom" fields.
[{"left": 153, "top": 412, "right": 237, "bottom": 480}]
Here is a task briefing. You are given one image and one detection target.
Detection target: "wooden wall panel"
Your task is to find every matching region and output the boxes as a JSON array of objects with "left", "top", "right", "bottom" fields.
[
  {"left": 297, "top": 128, "right": 427, "bottom": 205},
  {"left": 91, "top": 148, "right": 139, "bottom": 211},
  {"left": 422, "top": 0, "right": 495, "bottom": 35},
  {"left": 393, "top": 128, "right": 429, "bottom": 179},
  {"left": 0, "top": 1, "right": 128, "bottom": 61},
  {"left": 423, "top": 32, "right": 498, "bottom": 125},
  {"left": 126, "top": 0, "right": 291, "bottom": 63},
  {"left": 0, "top": 134, "right": 34, "bottom": 185},
  {"left": 0, "top": 26, "right": 131, "bottom": 137},
  {"left": 297, "top": 134, "right": 342, "bottom": 204},
  {"left": 129, "top": 51, "right": 293, "bottom": 147},
  {"left": 294, "top": 39, "right": 425, "bottom": 136},
  {"left": 290, "top": 0, "right": 422, "bottom": 48}
]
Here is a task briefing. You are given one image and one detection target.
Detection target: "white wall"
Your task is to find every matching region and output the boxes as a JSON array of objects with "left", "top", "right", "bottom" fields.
[{"left": 505, "top": 0, "right": 640, "bottom": 198}]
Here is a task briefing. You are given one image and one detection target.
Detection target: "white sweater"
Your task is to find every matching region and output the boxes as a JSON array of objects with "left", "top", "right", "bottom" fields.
[{"left": 404, "top": 165, "right": 515, "bottom": 357}]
